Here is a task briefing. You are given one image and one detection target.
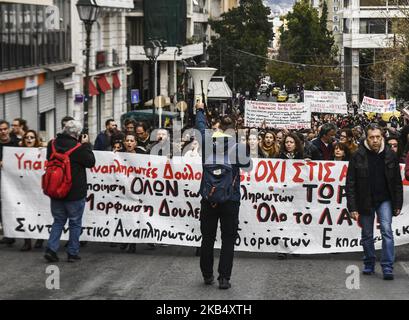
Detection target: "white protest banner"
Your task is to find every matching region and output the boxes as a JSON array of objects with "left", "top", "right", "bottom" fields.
[
  {"left": 304, "top": 90, "right": 347, "bottom": 114},
  {"left": 2, "top": 147, "right": 409, "bottom": 254},
  {"left": 244, "top": 100, "right": 311, "bottom": 130},
  {"left": 361, "top": 96, "right": 396, "bottom": 113}
]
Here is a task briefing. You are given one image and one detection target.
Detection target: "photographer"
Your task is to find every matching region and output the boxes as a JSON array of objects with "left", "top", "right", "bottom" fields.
[{"left": 44, "top": 120, "right": 96, "bottom": 263}]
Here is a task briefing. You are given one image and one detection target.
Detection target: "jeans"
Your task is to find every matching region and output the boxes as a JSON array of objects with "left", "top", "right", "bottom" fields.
[
  {"left": 360, "top": 200, "right": 394, "bottom": 272},
  {"left": 200, "top": 200, "right": 240, "bottom": 280},
  {"left": 47, "top": 198, "right": 86, "bottom": 256}
]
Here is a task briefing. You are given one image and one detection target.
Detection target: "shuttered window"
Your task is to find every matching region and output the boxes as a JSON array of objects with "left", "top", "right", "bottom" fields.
[
  {"left": 38, "top": 79, "right": 54, "bottom": 113},
  {"left": 5, "top": 91, "right": 21, "bottom": 121}
]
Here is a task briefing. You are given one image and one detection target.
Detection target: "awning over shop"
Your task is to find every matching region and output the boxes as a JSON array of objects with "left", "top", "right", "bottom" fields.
[
  {"left": 95, "top": 0, "right": 134, "bottom": 9},
  {"left": 57, "top": 77, "right": 76, "bottom": 90},
  {"left": 45, "top": 63, "right": 76, "bottom": 73},
  {"left": 208, "top": 76, "right": 233, "bottom": 100},
  {"left": 96, "top": 75, "right": 111, "bottom": 93},
  {"left": 112, "top": 73, "right": 121, "bottom": 89},
  {"left": 89, "top": 79, "right": 99, "bottom": 96}
]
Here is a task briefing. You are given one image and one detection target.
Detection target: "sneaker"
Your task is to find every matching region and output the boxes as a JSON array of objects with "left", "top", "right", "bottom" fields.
[
  {"left": 67, "top": 254, "right": 81, "bottom": 262},
  {"left": 119, "top": 243, "right": 128, "bottom": 250},
  {"left": 195, "top": 247, "right": 201, "bottom": 257},
  {"left": 383, "top": 270, "right": 394, "bottom": 280},
  {"left": 203, "top": 275, "right": 214, "bottom": 285},
  {"left": 362, "top": 265, "right": 375, "bottom": 275},
  {"left": 20, "top": 240, "right": 32, "bottom": 252},
  {"left": 146, "top": 243, "right": 156, "bottom": 250},
  {"left": 0, "top": 237, "right": 15, "bottom": 245},
  {"left": 34, "top": 239, "right": 44, "bottom": 249},
  {"left": 44, "top": 248, "right": 59, "bottom": 263},
  {"left": 218, "top": 277, "right": 231, "bottom": 290},
  {"left": 127, "top": 244, "right": 136, "bottom": 253}
]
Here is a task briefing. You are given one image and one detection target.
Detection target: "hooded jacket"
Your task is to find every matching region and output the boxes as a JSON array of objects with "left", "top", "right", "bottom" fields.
[
  {"left": 346, "top": 139, "right": 403, "bottom": 215},
  {"left": 47, "top": 133, "right": 96, "bottom": 201},
  {"left": 196, "top": 109, "right": 252, "bottom": 202}
]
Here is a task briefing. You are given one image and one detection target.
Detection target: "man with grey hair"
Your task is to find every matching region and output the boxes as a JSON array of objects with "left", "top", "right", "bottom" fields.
[
  {"left": 44, "top": 120, "right": 95, "bottom": 263},
  {"left": 311, "top": 123, "right": 337, "bottom": 160}
]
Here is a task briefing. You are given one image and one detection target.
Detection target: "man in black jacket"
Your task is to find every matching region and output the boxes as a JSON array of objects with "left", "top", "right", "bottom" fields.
[
  {"left": 0, "top": 120, "right": 19, "bottom": 245},
  {"left": 311, "top": 123, "right": 337, "bottom": 160},
  {"left": 346, "top": 123, "right": 403, "bottom": 280},
  {"left": 44, "top": 120, "right": 96, "bottom": 263}
]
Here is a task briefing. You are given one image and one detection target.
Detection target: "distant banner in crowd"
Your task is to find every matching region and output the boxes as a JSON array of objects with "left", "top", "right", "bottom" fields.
[
  {"left": 244, "top": 100, "right": 311, "bottom": 129},
  {"left": 361, "top": 96, "right": 396, "bottom": 113},
  {"left": 2, "top": 148, "right": 409, "bottom": 254},
  {"left": 304, "top": 90, "right": 348, "bottom": 114}
]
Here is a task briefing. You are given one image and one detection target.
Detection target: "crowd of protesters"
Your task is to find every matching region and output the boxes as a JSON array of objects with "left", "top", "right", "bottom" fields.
[{"left": 0, "top": 108, "right": 408, "bottom": 265}]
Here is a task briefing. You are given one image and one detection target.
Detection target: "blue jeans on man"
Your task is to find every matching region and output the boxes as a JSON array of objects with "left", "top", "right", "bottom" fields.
[
  {"left": 46, "top": 198, "right": 86, "bottom": 256},
  {"left": 360, "top": 200, "right": 394, "bottom": 274}
]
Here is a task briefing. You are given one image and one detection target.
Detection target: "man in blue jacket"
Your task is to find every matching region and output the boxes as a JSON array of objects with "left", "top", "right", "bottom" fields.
[{"left": 196, "top": 103, "right": 252, "bottom": 289}]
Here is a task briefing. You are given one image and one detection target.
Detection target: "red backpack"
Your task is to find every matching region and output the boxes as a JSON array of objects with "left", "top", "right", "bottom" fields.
[{"left": 42, "top": 140, "right": 81, "bottom": 199}]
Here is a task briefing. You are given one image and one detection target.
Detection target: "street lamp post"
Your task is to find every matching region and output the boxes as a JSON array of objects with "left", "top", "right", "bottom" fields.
[
  {"left": 173, "top": 45, "right": 182, "bottom": 104},
  {"left": 232, "top": 63, "right": 240, "bottom": 94},
  {"left": 76, "top": 0, "right": 100, "bottom": 134},
  {"left": 144, "top": 39, "right": 166, "bottom": 128}
]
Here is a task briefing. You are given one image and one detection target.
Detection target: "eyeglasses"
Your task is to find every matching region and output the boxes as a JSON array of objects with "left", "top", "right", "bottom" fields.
[{"left": 25, "top": 136, "right": 35, "bottom": 140}]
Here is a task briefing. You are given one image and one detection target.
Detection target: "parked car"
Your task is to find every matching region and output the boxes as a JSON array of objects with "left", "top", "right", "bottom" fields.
[
  {"left": 365, "top": 110, "right": 401, "bottom": 122},
  {"left": 272, "top": 86, "right": 281, "bottom": 96},
  {"left": 277, "top": 91, "right": 288, "bottom": 102}
]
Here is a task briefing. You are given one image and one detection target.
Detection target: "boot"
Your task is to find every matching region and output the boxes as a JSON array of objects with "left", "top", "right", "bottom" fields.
[
  {"left": 127, "top": 244, "right": 136, "bottom": 253},
  {"left": 119, "top": 243, "right": 128, "bottom": 250},
  {"left": 20, "top": 239, "right": 32, "bottom": 251},
  {"left": 34, "top": 239, "right": 44, "bottom": 249},
  {"left": 0, "top": 237, "right": 15, "bottom": 245}
]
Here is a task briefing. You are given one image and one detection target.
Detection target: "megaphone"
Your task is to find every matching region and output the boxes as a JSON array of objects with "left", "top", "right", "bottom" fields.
[
  {"left": 176, "top": 101, "right": 188, "bottom": 112},
  {"left": 187, "top": 67, "right": 217, "bottom": 107},
  {"left": 126, "top": 67, "right": 133, "bottom": 76}
]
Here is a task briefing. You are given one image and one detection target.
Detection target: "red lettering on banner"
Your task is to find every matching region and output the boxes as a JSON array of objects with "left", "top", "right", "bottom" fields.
[
  {"left": 163, "top": 162, "right": 174, "bottom": 179},
  {"left": 339, "top": 164, "right": 348, "bottom": 182},
  {"left": 318, "top": 163, "right": 323, "bottom": 181},
  {"left": 293, "top": 162, "right": 304, "bottom": 183},
  {"left": 306, "top": 161, "right": 317, "bottom": 181},
  {"left": 267, "top": 161, "right": 280, "bottom": 183},
  {"left": 323, "top": 162, "right": 335, "bottom": 182},
  {"left": 255, "top": 161, "right": 267, "bottom": 182},
  {"left": 255, "top": 160, "right": 283, "bottom": 183},
  {"left": 15, "top": 153, "right": 25, "bottom": 170},
  {"left": 281, "top": 161, "right": 286, "bottom": 182}
]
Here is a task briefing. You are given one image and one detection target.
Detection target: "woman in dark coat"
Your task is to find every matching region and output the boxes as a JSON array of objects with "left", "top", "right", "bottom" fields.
[{"left": 278, "top": 132, "right": 304, "bottom": 160}]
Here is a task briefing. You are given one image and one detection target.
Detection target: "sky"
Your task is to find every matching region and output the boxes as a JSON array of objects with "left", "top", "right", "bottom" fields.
[{"left": 263, "top": 0, "right": 296, "bottom": 16}]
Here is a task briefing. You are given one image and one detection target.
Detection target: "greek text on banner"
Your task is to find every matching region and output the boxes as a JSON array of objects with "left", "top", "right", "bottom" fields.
[
  {"left": 2, "top": 147, "right": 409, "bottom": 254},
  {"left": 244, "top": 100, "right": 311, "bottom": 130}
]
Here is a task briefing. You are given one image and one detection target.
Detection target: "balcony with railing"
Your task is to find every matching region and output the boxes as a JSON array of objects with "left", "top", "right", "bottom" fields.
[
  {"left": 0, "top": 30, "right": 71, "bottom": 72},
  {"left": 133, "top": 0, "right": 143, "bottom": 11},
  {"left": 0, "top": 2, "right": 71, "bottom": 72}
]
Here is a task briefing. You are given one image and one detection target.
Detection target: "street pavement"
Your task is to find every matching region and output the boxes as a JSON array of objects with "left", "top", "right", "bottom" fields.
[{"left": 0, "top": 239, "right": 409, "bottom": 300}]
